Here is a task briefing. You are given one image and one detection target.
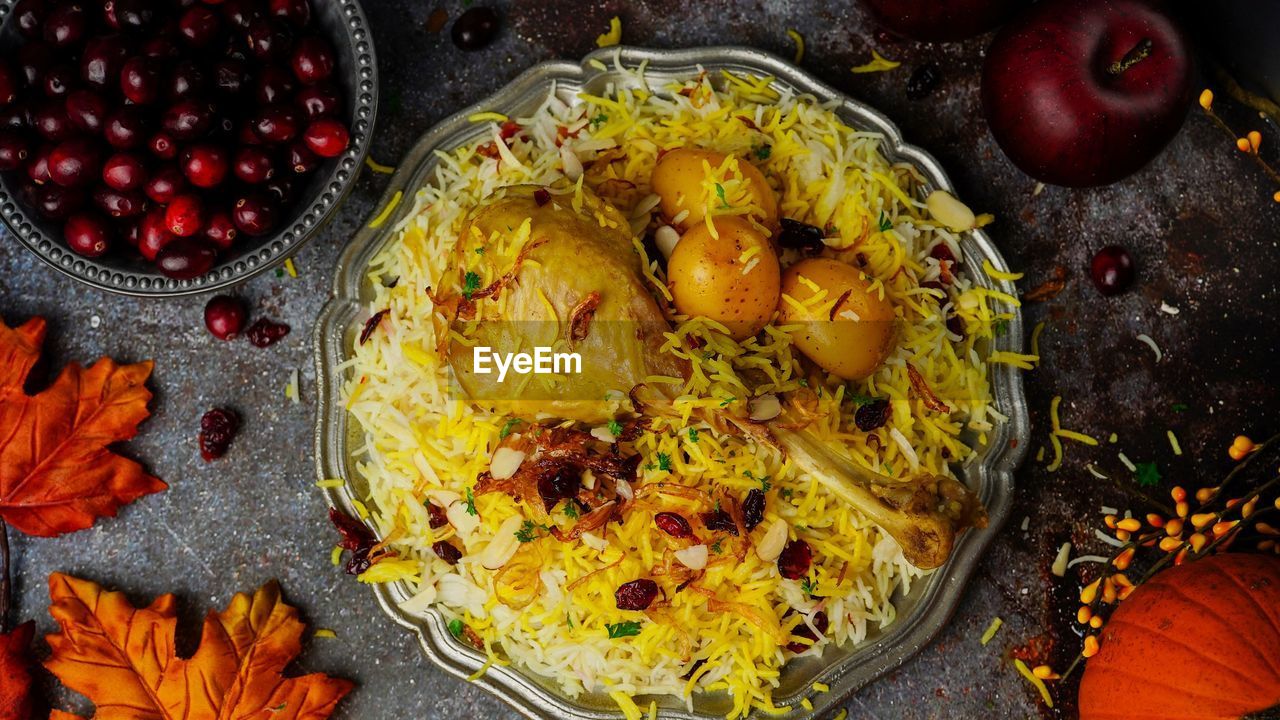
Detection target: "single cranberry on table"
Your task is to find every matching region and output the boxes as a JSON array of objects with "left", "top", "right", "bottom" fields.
[
  {"left": 156, "top": 237, "right": 216, "bottom": 279},
  {"left": 101, "top": 152, "right": 146, "bottom": 191},
  {"left": 198, "top": 407, "right": 240, "bottom": 461},
  {"left": 303, "top": 117, "right": 349, "bottom": 158},
  {"left": 204, "top": 295, "right": 247, "bottom": 340},
  {"left": 166, "top": 194, "right": 205, "bottom": 237},
  {"left": 451, "top": 7, "right": 501, "bottom": 51},
  {"left": 1090, "top": 245, "right": 1135, "bottom": 296},
  {"left": 246, "top": 317, "right": 290, "bottom": 347},
  {"left": 64, "top": 212, "right": 112, "bottom": 257}
]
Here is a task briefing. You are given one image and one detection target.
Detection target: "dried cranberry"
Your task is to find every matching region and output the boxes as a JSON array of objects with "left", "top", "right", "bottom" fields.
[
  {"left": 537, "top": 467, "right": 581, "bottom": 511},
  {"left": 615, "top": 578, "right": 659, "bottom": 611},
  {"left": 246, "top": 317, "right": 290, "bottom": 347},
  {"left": 654, "top": 511, "right": 692, "bottom": 538},
  {"left": 929, "top": 242, "right": 957, "bottom": 265},
  {"left": 701, "top": 508, "right": 739, "bottom": 536},
  {"left": 785, "top": 610, "right": 828, "bottom": 653},
  {"left": 432, "top": 540, "right": 462, "bottom": 565},
  {"left": 328, "top": 507, "right": 376, "bottom": 575},
  {"left": 905, "top": 63, "right": 942, "bottom": 100},
  {"left": 777, "top": 539, "right": 812, "bottom": 580},
  {"left": 533, "top": 188, "right": 551, "bottom": 206},
  {"left": 198, "top": 407, "right": 240, "bottom": 461},
  {"left": 741, "top": 489, "right": 765, "bottom": 531},
  {"left": 853, "top": 398, "right": 891, "bottom": 432},
  {"left": 427, "top": 501, "right": 449, "bottom": 528},
  {"left": 777, "top": 218, "right": 825, "bottom": 255}
]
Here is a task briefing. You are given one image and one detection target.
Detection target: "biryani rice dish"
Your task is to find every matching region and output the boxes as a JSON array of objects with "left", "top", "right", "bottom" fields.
[{"left": 341, "top": 58, "right": 1027, "bottom": 718}]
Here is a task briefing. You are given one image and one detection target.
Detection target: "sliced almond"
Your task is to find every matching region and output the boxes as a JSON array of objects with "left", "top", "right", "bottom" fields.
[
  {"left": 490, "top": 447, "right": 526, "bottom": 480},
  {"left": 397, "top": 585, "right": 438, "bottom": 615},
  {"left": 446, "top": 500, "right": 481, "bottom": 537},
  {"left": 654, "top": 225, "right": 680, "bottom": 259},
  {"left": 674, "top": 544, "right": 708, "bottom": 571},
  {"left": 749, "top": 394, "right": 782, "bottom": 422},
  {"left": 591, "top": 425, "right": 617, "bottom": 443},
  {"left": 425, "top": 489, "right": 461, "bottom": 507},
  {"left": 755, "top": 519, "right": 789, "bottom": 562},
  {"left": 560, "top": 144, "right": 584, "bottom": 180},
  {"left": 478, "top": 515, "right": 525, "bottom": 569},
  {"left": 580, "top": 531, "right": 608, "bottom": 552},
  {"left": 615, "top": 478, "right": 633, "bottom": 501},
  {"left": 926, "top": 190, "right": 976, "bottom": 232}
]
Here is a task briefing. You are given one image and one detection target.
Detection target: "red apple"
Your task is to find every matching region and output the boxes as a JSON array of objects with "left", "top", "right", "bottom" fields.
[
  {"left": 981, "top": 0, "right": 1192, "bottom": 187},
  {"left": 859, "top": 0, "right": 1031, "bottom": 42}
]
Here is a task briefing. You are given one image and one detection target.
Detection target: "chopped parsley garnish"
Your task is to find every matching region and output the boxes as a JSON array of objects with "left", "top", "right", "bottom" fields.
[
  {"left": 714, "top": 183, "right": 729, "bottom": 208},
  {"left": 608, "top": 419, "right": 623, "bottom": 437},
  {"left": 462, "top": 271, "right": 481, "bottom": 300},
  {"left": 1172, "top": 403, "right": 1189, "bottom": 412},
  {"left": 800, "top": 578, "right": 814, "bottom": 594},
  {"left": 780, "top": 488, "right": 793, "bottom": 500},
  {"left": 992, "top": 318, "right": 1010, "bottom": 337},
  {"left": 719, "top": 396, "right": 736, "bottom": 407},
  {"left": 754, "top": 145, "right": 772, "bottom": 160},
  {"left": 499, "top": 417, "right": 523, "bottom": 439},
  {"left": 474, "top": 246, "right": 485, "bottom": 255},
  {"left": 1135, "top": 462, "right": 1162, "bottom": 488},
  {"left": 562, "top": 501, "right": 579, "bottom": 520},
  {"left": 447, "top": 619, "right": 464, "bottom": 638},
  {"left": 591, "top": 113, "right": 609, "bottom": 128},
  {"left": 656, "top": 452, "right": 672, "bottom": 471},
  {"left": 759, "top": 476, "right": 772, "bottom": 492},
  {"left": 464, "top": 487, "right": 477, "bottom": 516},
  {"left": 797, "top": 378, "right": 809, "bottom": 387},
  {"left": 710, "top": 539, "right": 723, "bottom": 554},
  {"left": 847, "top": 392, "right": 879, "bottom": 407},
  {"left": 688, "top": 428, "right": 699, "bottom": 443},
  {"left": 878, "top": 211, "right": 893, "bottom": 233},
  {"left": 515, "top": 520, "right": 538, "bottom": 543},
  {"left": 566, "top": 614, "right": 574, "bottom": 628},
  {"left": 606, "top": 621, "right": 642, "bottom": 639},
  {"left": 275, "top": 268, "right": 284, "bottom": 278}
]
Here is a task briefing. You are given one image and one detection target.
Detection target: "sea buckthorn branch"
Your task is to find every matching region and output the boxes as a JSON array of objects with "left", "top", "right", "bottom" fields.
[{"left": 1198, "top": 89, "right": 1280, "bottom": 203}]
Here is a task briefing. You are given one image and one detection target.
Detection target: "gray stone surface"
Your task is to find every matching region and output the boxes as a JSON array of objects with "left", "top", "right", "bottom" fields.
[{"left": 3, "top": 1, "right": 1279, "bottom": 718}]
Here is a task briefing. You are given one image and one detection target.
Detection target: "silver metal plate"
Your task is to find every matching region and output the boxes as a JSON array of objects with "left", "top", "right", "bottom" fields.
[{"left": 313, "top": 45, "right": 1029, "bottom": 720}]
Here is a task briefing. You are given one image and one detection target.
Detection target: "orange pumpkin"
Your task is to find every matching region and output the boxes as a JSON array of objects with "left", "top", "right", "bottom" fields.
[{"left": 1079, "top": 554, "right": 1280, "bottom": 720}]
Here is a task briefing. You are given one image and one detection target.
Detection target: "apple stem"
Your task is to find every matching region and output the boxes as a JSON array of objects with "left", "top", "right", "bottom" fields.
[{"left": 1108, "top": 38, "right": 1154, "bottom": 75}]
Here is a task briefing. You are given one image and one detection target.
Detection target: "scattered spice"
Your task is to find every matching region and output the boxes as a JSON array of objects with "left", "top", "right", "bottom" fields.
[
  {"left": 568, "top": 291, "right": 602, "bottom": 343},
  {"left": 907, "top": 364, "right": 951, "bottom": 414},
  {"left": 606, "top": 621, "right": 643, "bottom": 639},
  {"left": 359, "top": 309, "right": 390, "bottom": 345},
  {"left": 198, "top": 407, "right": 240, "bottom": 461}
]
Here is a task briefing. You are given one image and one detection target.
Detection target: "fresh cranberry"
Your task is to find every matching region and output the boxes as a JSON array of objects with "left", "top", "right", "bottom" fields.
[
  {"left": 162, "top": 99, "right": 212, "bottom": 141},
  {"left": 64, "top": 212, "right": 112, "bottom": 257},
  {"left": 253, "top": 104, "right": 299, "bottom": 143},
  {"left": 246, "top": 317, "right": 290, "bottom": 347},
  {"left": 261, "top": 177, "right": 293, "bottom": 205},
  {"left": 777, "top": 539, "right": 812, "bottom": 580},
  {"left": 119, "top": 57, "right": 163, "bottom": 105},
  {"left": 45, "top": 3, "right": 88, "bottom": 48},
  {"left": 1090, "top": 246, "right": 1135, "bottom": 296},
  {"left": 615, "top": 579, "right": 659, "bottom": 611},
  {"left": 245, "top": 18, "right": 292, "bottom": 61},
  {"left": 286, "top": 140, "right": 318, "bottom": 173},
  {"left": 119, "top": 217, "right": 141, "bottom": 247},
  {"left": 26, "top": 144, "right": 53, "bottom": 184},
  {"left": 101, "top": 152, "right": 145, "bottom": 191},
  {"left": 303, "top": 117, "right": 348, "bottom": 158},
  {"left": 785, "top": 610, "right": 828, "bottom": 653},
  {"left": 255, "top": 65, "right": 296, "bottom": 104},
  {"left": 204, "top": 295, "right": 247, "bottom": 340},
  {"left": 0, "top": 64, "right": 15, "bottom": 108},
  {"left": 654, "top": 512, "right": 693, "bottom": 538},
  {"left": 166, "top": 194, "right": 204, "bottom": 237},
  {"left": 290, "top": 36, "right": 334, "bottom": 85},
  {"left": 432, "top": 540, "right": 462, "bottom": 565},
  {"left": 104, "top": 107, "right": 149, "bottom": 149},
  {"left": 269, "top": 0, "right": 311, "bottom": 27},
  {"left": 233, "top": 146, "right": 275, "bottom": 184},
  {"left": 221, "top": 0, "right": 259, "bottom": 30},
  {"left": 198, "top": 407, "right": 239, "bottom": 460},
  {"left": 182, "top": 144, "right": 229, "bottom": 188},
  {"left": 144, "top": 165, "right": 186, "bottom": 204},
  {"left": 742, "top": 489, "right": 765, "bottom": 531},
  {"left": 42, "top": 63, "right": 77, "bottom": 99},
  {"left": 35, "top": 184, "right": 85, "bottom": 220},
  {"left": 213, "top": 58, "right": 249, "bottom": 96},
  {"left": 34, "top": 103, "right": 73, "bottom": 142},
  {"left": 157, "top": 237, "right": 217, "bottom": 279},
  {"left": 0, "top": 102, "right": 31, "bottom": 132},
  {"left": 179, "top": 5, "right": 223, "bottom": 46},
  {"left": 109, "top": 0, "right": 156, "bottom": 31},
  {"left": 17, "top": 43, "right": 53, "bottom": 88},
  {"left": 13, "top": 0, "right": 47, "bottom": 38},
  {"left": 49, "top": 138, "right": 103, "bottom": 188},
  {"left": 296, "top": 83, "right": 341, "bottom": 119},
  {"left": 0, "top": 132, "right": 28, "bottom": 171},
  {"left": 140, "top": 36, "right": 179, "bottom": 59},
  {"left": 203, "top": 209, "right": 238, "bottom": 249},
  {"left": 536, "top": 467, "right": 581, "bottom": 511},
  {"left": 92, "top": 187, "right": 145, "bottom": 218},
  {"left": 232, "top": 194, "right": 278, "bottom": 236},
  {"left": 168, "top": 61, "right": 207, "bottom": 100},
  {"left": 81, "top": 34, "right": 129, "bottom": 90},
  {"left": 65, "top": 90, "right": 108, "bottom": 133},
  {"left": 138, "top": 206, "right": 175, "bottom": 260}
]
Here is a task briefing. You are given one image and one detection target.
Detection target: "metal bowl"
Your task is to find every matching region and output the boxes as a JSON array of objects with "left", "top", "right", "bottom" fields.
[
  {"left": 0, "top": 0, "right": 377, "bottom": 297},
  {"left": 314, "top": 46, "right": 1030, "bottom": 719}
]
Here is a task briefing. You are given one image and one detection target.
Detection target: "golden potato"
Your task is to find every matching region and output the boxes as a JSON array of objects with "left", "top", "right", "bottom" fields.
[
  {"left": 778, "top": 258, "right": 896, "bottom": 380},
  {"left": 668, "top": 216, "right": 780, "bottom": 341},
  {"left": 651, "top": 148, "right": 778, "bottom": 230}
]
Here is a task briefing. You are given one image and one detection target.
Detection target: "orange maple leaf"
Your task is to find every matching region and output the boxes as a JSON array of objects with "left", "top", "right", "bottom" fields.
[
  {"left": 0, "top": 317, "right": 165, "bottom": 536},
  {"left": 43, "top": 573, "right": 354, "bottom": 720},
  {"left": 0, "top": 622, "right": 34, "bottom": 720}
]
